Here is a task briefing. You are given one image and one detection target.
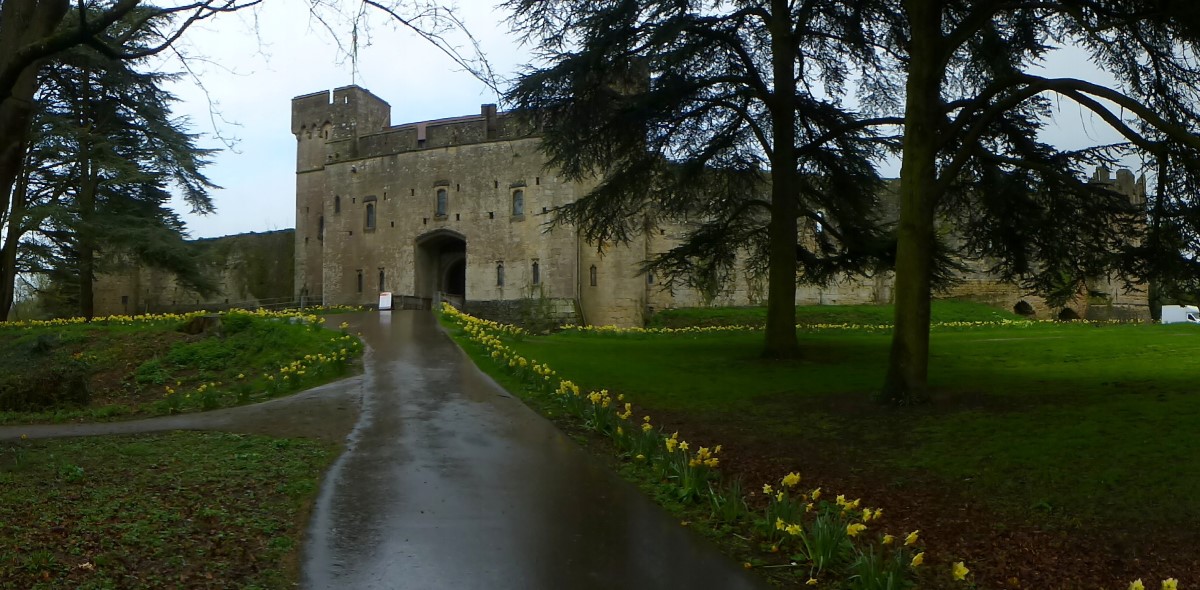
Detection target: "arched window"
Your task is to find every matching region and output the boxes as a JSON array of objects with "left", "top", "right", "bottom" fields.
[
  {"left": 589, "top": 264, "right": 597, "bottom": 287},
  {"left": 334, "top": 195, "right": 341, "bottom": 214},
  {"left": 531, "top": 260, "right": 540, "bottom": 285},
  {"left": 365, "top": 203, "right": 376, "bottom": 229},
  {"left": 318, "top": 216, "right": 324, "bottom": 241},
  {"left": 356, "top": 270, "right": 363, "bottom": 293},
  {"left": 436, "top": 188, "right": 448, "bottom": 216},
  {"left": 512, "top": 189, "right": 524, "bottom": 216},
  {"left": 379, "top": 269, "right": 385, "bottom": 291},
  {"left": 496, "top": 262, "right": 505, "bottom": 286}
]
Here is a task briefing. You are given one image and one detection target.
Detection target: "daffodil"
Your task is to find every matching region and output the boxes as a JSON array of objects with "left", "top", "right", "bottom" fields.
[
  {"left": 952, "top": 561, "right": 969, "bottom": 581},
  {"left": 882, "top": 534, "right": 895, "bottom": 545},
  {"left": 910, "top": 552, "right": 924, "bottom": 567},
  {"left": 904, "top": 530, "right": 919, "bottom": 546},
  {"left": 763, "top": 484, "right": 774, "bottom": 495},
  {"left": 847, "top": 523, "right": 867, "bottom": 537},
  {"left": 810, "top": 487, "right": 821, "bottom": 501},
  {"left": 785, "top": 523, "right": 802, "bottom": 536},
  {"left": 781, "top": 472, "right": 801, "bottom": 487},
  {"left": 806, "top": 578, "right": 818, "bottom": 586},
  {"left": 775, "top": 517, "right": 786, "bottom": 531},
  {"left": 1162, "top": 579, "right": 1179, "bottom": 590},
  {"left": 1130, "top": 581, "right": 1145, "bottom": 590}
]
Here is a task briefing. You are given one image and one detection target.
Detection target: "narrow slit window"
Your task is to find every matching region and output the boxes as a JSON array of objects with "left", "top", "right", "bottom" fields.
[
  {"left": 356, "top": 270, "right": 363, "bottom": 293},
  {"left": 318, "top": 216, "right": 324, "bottom": 241},
  {"left": 531, "top": 260, "right": 540, "bottom": 285},
  {"left": 365, "top": 203, "right": 376, "bottom": 229},
  {"left": 436, "top": 188, "right": 448, "bottom": 216},
  {"left": 496, "top": 262, "right": 505, "bottom": 286},
  {"left": 589, "top": 265, "right": 597, "bottom": 287},
  {"left": 379, "top": 269, "right": 385, "bottom": 292},
  {"left": 334, "top": 195, "right": 341, "bottom": 214},
  {"left": 512, "top": 189, "right": 524, "bottom": 216}
]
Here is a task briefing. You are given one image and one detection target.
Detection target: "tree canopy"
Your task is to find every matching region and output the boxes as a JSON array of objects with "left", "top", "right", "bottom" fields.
[
  {"left": 14, "top": 7, "right": 219, "bottom": 318},
  {"left": 505, "top": 0, "right": 897, "bottom": 358}
]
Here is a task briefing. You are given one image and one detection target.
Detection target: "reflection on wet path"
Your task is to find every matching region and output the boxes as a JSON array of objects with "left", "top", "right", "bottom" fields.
[{"left": 302, "top": 311, "right": 765, "bottom": 590}]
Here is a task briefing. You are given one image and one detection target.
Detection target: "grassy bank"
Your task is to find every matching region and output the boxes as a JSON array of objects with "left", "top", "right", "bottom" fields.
[
  {"left": 0, "top": 432, "right": 335, "bottom": 589},
  {"left": 445, "top": 302, "right": 1191, "bottom": 588},
  {"left": 647, "top": 299, "right": 1016, "bottom": 328},
  {"left": 0, "top": 310, "right": 362, "bottom": 424}
]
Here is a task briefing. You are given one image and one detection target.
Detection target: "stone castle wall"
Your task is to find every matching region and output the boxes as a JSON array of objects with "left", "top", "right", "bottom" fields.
[
  {"left": 93, "top": 230, "right": 295, "bottom": 317},
  {"left": 290, "top": 85, "right": 1148, "bottom": 326}
]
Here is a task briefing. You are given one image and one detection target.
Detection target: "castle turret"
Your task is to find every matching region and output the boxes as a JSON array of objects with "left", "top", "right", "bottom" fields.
[{"left": 292, "top": 86, "right": 391, "bottom": 303}]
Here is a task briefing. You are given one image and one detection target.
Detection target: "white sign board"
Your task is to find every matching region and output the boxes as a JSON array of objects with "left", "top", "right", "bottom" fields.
[{"left": 378, "top": 291, "right": 393, "bottom": 311}]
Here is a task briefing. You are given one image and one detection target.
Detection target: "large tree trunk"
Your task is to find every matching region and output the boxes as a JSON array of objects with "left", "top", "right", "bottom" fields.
[
  {"left": 762, "top": 0, "right": 799, "bottom": 359},
  {"left": 0, "top": 164, "right": 30, "bottom": 320},
  {"left": 881, "top": 0, "right": 942, "bottom": 404},
  {"left": 0, "top": 0, "right": 69, "bottom": 321}
]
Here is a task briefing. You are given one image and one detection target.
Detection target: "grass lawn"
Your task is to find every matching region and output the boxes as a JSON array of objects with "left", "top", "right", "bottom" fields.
[
  {"left": 0, "top": 432, "right": 335, "bottom": 589},
  {"left": 0, "top": 310, "right": 361, "bottom": 424},
  {"left": 476, "top": 302, "right": 1197, "bottom": 587}
]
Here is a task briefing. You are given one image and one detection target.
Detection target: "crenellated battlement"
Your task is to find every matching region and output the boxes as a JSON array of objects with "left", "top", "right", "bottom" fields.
[{"left": 292, "top": 86, "right": 536, "bottom": 171}]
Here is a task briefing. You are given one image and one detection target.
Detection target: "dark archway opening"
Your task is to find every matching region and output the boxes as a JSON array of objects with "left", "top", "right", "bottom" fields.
[
  {"left": 444, "top": 259, "right": 466, "bottom": 296},
  {"left": 1058, "top": 308, "right": 1081, "bottom": 321},
  {"left": 1013, "top": 300, "right": 1035, "bottom": 317},
  {"left": 415, "top": 230, "right": 467, "bottom": 306}
]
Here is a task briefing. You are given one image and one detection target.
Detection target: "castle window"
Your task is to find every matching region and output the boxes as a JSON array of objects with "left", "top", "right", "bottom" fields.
[
  {"left": 647, "top": 272, "right": 655, "bottom": 285},
  {"left": 335, "top": 195, "right": 341, "bottom": 214},
  {"left": 436, "top": 188, "right": 448, "bottom": 216},
  {"left": 531, "top": 260, "right": 540, "bottom": 285},
  {"left": 497, "top": 262, "right": 505, "bottom": 286},
  {"left": 318, "top": 216, "right": 324, "bottom": 241},
  {"left": 512, "top": 189, "right": 525, "bottom": 216},
  {"left": 379, "top": 269, "right": 385, "bottom": 292},
  {"left": 356, "top": 270, "right": 363, "bottom": 293},
  {"left": 365, "top": 203, "right": 376, "bottom": 230},
  {"left": 589, "top": 265, "right": 597, "bottom": 287}
]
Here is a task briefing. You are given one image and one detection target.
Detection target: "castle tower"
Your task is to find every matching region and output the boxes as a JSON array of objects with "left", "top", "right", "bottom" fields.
[{"left": 291, "top": 86, "right": 391, "bottom": 302}]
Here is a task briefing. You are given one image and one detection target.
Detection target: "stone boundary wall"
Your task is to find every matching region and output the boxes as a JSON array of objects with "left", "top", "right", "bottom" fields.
[{"left": 463, "top": 298, "right": 579, "bottom": 331}]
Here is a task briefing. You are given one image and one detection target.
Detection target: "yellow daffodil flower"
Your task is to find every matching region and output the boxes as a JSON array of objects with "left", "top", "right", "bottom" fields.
[
  {"left": 775, "top": 518, "right": 786, "bottom": 531},
  {"left": 910, "top": 552, "right": 924, "bottom": 567},
  {"left": 882, "top": 534, "right": 895, "bottom": 545},
  {"left": 810, "top": 487, "right": 821, "bottom": 501},
  {"left": 763, "top": 484, "right": 774, "bottom": 495},
  {"left": 781, "top": 472, "right": 801, "bottom": 487},
  {"left": 1162, "top": 579, "right": 1178, "bottom": 590},
  {"left": 1130, "top": 581, "right": 1145, "bottom": 590},
  {"left": 806, "top": 578, "right": 818, "bottom": 586},
  {"left": 952, "top": 561, "right": 969, "bottom": 581},
  {"left": 847, "top": 523, "right": 867, "bottom": 537},
  {"left": 785, "top": 523, "right": 802, "bottom": 536},
  {"left": 905, "top": 530, "right": 919, "bottom": 546}
]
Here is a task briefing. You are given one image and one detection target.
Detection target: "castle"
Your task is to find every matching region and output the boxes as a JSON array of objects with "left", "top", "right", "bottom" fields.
[
  {"left": 90, "top": 85, "right": 1149, "bottom": 322},
  {"left": 288, "top": 85, "right": 1148, "bottom": 325}
]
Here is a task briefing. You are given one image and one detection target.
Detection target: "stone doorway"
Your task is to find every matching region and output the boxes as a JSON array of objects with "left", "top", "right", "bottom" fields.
[{"left": 415, "top": 230, "right": 467, "bottom": 306}]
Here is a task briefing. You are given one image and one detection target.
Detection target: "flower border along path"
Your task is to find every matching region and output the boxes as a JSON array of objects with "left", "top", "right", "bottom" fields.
[
  {"left": 441, "top": 305, "right": 1179, "bottom": 590},
  {"left": 444, "top": 305, "right": 956, "bottom": 589}
]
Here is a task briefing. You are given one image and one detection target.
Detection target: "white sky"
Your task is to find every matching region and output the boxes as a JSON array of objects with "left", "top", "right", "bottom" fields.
[{"left": 159, "top": 1, "right": 1134, "bottom": 239}]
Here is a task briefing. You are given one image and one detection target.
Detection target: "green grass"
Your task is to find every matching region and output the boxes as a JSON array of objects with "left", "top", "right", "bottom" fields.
[
  {"left": 0, "top": 311, "right": 362, "bottom": 424},
  {"left": 0, "top": 432, "right": 336, "bottom": 589},
  {"left": 648, "top": 298, "right": 1018, "bottom": 328},
  {"left": 493, "top": 306, "right": 1199, "bottom": 532}
]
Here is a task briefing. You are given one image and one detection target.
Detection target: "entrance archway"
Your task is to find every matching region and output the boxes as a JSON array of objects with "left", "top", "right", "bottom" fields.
[{"left": 415, "top": 230, "right": 466, "bottom": 306}]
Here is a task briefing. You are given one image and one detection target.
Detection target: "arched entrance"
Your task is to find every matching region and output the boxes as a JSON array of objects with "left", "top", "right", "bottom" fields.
[{"left": 415, "top": 230, "right": 466, "bottom": 307}]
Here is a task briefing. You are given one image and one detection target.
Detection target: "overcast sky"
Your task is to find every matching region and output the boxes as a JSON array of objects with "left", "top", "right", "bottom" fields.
[
  {"left": 160, "top": 1, "right": 1134, "bottom": 239},
  {"left": 160, "top": 0, "right": 527, "bottom": 238}
]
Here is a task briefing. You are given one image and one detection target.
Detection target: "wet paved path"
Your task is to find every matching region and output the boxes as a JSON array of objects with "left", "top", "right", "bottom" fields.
[{"left": 303, "top": 311, "right": 766, "bottom": 590}]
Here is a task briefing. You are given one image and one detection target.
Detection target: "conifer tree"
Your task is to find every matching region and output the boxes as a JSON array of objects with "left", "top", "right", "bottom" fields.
[
  {"left": 13, "top": 7, "right": 218, "bottom": 319},
  {"left": 505, "top": 0, "right": 897, "bottom": 358},
  {"left": 854, "top": 1, "right": 1200, "bottom": 403}
]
